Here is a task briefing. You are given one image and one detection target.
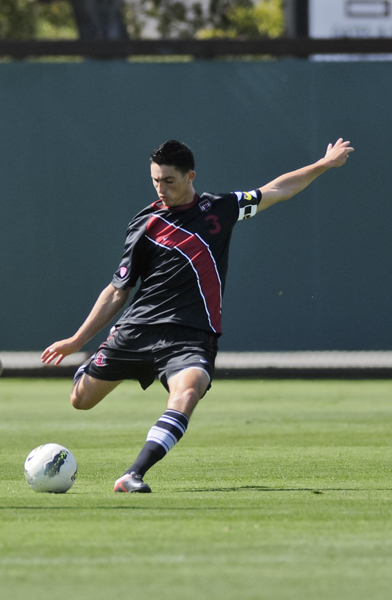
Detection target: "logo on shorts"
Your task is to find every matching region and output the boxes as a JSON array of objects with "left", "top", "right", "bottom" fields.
[
  {"left": 119, "top": 266, "right": 128, "bottom": 278},
  {"left": 94, "top": 352, "right": 107, "bottom": 367}
]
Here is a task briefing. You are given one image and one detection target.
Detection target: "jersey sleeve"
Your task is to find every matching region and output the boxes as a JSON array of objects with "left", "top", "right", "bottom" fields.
[
  {"left": 234, "top": 189, "right": 262, "bottom": 221},
  {"left": 111, "top": 220, "right": 146, "bottom": 290}
]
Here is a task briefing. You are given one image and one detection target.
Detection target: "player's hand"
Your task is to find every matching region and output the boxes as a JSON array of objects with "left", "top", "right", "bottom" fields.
[
  {"left": 41, "top": 338, "right": 82, "bottom": 366},
  {"left": 323, "top": 138, "right": 354, "bottom": 168}
]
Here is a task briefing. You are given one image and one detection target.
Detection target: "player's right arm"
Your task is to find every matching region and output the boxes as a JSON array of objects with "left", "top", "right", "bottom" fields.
[
  {"left": 41, "top": 284, "right": 132, "bottom": 366},
  {"left": 257, "top": 138, "right": 354, "bottom": 212}
]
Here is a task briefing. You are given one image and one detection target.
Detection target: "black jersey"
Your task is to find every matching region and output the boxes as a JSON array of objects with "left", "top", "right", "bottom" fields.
[{"left": 111, "top": 190, "right": 262, "bottom": 336}]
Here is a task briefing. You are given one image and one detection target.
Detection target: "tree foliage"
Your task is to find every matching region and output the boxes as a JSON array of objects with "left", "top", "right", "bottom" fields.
[
  {"left": 0, "top": 0, "right": 284, "bottom": 40},
  {"left": 0, "top": 1, "right": 76, "bottom": 39},
  {"left": 141, "top": 0, "right": 207, "bottom": 39},
  {"left": 0, "top": 0, "right": 37, "bottom": 39},
  {"left": 198, "top": 0, "right": 284, "bottom": 39},
  {"left": 122, "top": 0, "right": 284, "bottom": 39}
]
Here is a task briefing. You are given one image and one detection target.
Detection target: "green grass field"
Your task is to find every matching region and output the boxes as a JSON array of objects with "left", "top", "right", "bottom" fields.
[{"left": 1, "top": 378, "right": 392, "bottom": 600}]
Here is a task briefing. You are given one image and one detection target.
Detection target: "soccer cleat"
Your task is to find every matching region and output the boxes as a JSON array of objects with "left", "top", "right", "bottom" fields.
[{"left": 113, "top": 472, "right": 152, "bottom": 493}]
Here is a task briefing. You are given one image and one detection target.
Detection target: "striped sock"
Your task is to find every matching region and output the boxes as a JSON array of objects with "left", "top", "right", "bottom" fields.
[{"left": 125, "top": 409, "right": 189, "bottom": 478}]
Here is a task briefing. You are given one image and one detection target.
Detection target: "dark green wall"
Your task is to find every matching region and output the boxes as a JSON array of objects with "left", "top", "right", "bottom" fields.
[{"left": 0, "top": 60, "right": 391, "bottom": 351}]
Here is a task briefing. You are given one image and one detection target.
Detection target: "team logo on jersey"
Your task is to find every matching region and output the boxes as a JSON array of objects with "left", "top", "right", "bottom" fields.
[
  {"left": 94, "top": 352, "right": 107, "bottom": 367},
  {"left": 119, "top": 266, "right": 128, "bottom": 278},
  {"left": 199, "top": 199, "right": 212, "bottom": 212}
]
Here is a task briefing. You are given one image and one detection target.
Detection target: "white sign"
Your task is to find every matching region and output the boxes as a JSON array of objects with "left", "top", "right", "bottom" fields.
[{"left": 309, "top": 0, "right": 392, "bottom": 37}]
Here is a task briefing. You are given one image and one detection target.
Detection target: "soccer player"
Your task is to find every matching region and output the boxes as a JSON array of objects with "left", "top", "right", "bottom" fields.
[{"left": 41, "top": 138, "right": 354, "bottom": 493}]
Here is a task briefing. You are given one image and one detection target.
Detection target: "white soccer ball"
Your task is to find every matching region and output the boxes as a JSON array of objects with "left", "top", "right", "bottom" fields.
[{"left": 24, "top": 443, "right": 78, "bottom": 493}]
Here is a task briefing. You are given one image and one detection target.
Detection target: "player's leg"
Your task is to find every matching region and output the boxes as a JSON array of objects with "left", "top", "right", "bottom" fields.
[
  {"left": 114, "top": 367, "right": 209, "bottom": 493},
  {"left": 70, "top": 372, "right": 123, "bottom": 410},
  {"left": 69, "top": 343, "right": 129, "bottom": 410},
  {"left": 166, "top": 366, "right": 210, "bottom": 417}
]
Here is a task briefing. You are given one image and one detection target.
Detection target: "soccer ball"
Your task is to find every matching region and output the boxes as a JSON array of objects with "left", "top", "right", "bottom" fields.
[{"left": 24, "top": 443, "right": 78, "bottom": 493}]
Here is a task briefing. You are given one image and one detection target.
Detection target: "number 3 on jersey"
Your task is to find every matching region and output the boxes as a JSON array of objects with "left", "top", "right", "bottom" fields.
[{"left": 205, "top": 214, "right": 221, "bottom": 234}]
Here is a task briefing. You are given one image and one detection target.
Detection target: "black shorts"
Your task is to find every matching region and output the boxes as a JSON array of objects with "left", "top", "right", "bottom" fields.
[{"left": 83, "top": 323, "right": 218, "bottom": 391}]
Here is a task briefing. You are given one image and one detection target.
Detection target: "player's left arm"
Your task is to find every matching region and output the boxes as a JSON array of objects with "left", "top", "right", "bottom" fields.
[{"left": 257, "top": 138, "right": 354, "bottom": 213}]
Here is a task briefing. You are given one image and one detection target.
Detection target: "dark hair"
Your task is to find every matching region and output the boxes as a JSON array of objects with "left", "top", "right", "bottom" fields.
[{"left": 150, "top": 140, "right": 195, "bottom": 174}]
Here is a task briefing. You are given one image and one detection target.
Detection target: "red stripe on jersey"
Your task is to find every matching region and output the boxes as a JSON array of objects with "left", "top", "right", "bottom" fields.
[{"left": 146, "top": 214, "right": 222, "bottom": 333}]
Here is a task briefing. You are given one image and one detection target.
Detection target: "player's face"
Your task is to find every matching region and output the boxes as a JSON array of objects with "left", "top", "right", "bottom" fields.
[{"left": 150, "top": 163, "right": 195, "bottom": 207}]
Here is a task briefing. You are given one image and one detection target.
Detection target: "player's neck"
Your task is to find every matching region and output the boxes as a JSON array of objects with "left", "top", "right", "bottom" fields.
[
  {"left": 173, "top": 193, "right": 199, "bottom": 210},
  {"left": 177, "top": 187, "right": 196, "bottom": 206},
  {"left": 162, "top": 186, "right": 196, "bottom": 208}
]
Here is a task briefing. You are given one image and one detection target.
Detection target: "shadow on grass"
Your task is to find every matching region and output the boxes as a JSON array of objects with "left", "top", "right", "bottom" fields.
[
  {"left": 183, "top": 486, "right": 363, "bottom": 493},
  {"left": 0, "top": 487, "right": 374, "bottom": 510}
]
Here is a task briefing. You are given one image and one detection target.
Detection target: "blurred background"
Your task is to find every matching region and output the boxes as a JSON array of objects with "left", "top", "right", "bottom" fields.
[{"left": 0, "top": 0, "right": 391, "bottom": 358}]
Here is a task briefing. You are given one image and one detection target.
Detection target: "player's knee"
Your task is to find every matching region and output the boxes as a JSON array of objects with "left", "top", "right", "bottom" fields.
[
  {"left": 169, "top": 386, "right": 200, "bottom": 414},
  {"left": 178, "top": 386, "right": 200, "bottom": 403},
  {"left": 185, "top": 387, "right": 200, "bottom": 405},
  {"left": 70, "top": 388, "right": 90, "bottom": 410}
]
